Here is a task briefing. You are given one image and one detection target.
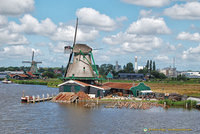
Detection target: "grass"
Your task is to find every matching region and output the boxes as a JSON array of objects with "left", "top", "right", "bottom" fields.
[
  {"left": 103, "top": 79, "right": 200, "bottom": 97},
  {"left": 11, "top": 78, "right": 63, "bottom": 87},
  {"left": 158, "top": 99, "right": 197, "bottom": 107}
]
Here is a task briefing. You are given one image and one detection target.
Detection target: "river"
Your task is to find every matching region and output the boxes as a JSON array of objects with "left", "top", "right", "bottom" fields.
[{"left": 0, "top": 82, "right": 199, "bottom": 134}]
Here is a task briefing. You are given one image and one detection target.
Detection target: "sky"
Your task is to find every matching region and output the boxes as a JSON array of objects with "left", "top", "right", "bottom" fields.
[{"left": 0, "top": 0, "right": 200, "bottom": 71}]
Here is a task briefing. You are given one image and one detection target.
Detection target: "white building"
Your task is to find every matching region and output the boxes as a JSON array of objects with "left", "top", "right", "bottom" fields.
[
  {"left": 159, "top": 67, "right": 177, "bottom": 77},
  {"left": 180, "top": 72, "right": 200, "bottom": 78}
]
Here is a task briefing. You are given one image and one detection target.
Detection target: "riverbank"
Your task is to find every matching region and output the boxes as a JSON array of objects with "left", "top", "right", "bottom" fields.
[
  {"left": 10, "top": 78, "right": 62, "bottom": 88},
  {"left": 8, "top": 78, "right": 200, "bottom": 97}
]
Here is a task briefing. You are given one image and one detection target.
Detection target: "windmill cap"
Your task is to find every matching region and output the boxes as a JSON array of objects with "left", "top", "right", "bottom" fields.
[{"left": 73, "top": 44, "right": 92, "bottom": 53}]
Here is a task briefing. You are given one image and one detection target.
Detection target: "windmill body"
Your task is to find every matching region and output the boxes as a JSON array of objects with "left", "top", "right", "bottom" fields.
[
  {"left": 65, "top": 44, "right": 95, "bottom": 78},
  {"left": 22, "top": 51, "right": 42, "bottom": 74}
]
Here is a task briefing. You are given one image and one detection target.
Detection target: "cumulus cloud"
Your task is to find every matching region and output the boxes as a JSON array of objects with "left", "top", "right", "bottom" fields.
[
  {"left": 164, "top": 2, "right": 200, "bottom": 20},
  {"left": 76, "top": 7, "right": 117, "bottom": 31},
  {"left": 122, "top": 0, "right": 170, "bottom": 7},
  {"left": 7, "top": 14, "right": 99, "bottom": 42},
  {"left": 155, "top": 55, "right": 169, "bottom": 61},
  {"left": 48, "top": 42, "right": 66, "bottom": 53},
  {"left": 127, "top": 17, "right": 170, "bottom": 35},
  {"left": 1, "top": 45, "right": 40, "bottom": 58},
  {"left": 103, "top": 32, "right": 163, "bottom": 53},
  {"left": 182, "top": 45, "right": 200, "bottom": 60},
  {"left": 177, "top": 32, "right": 200, "bottom": 41},
  {"left": 9, "top": 14, "right": 57, "bottom": 36},
  {"left": 139, "top": 10, "right": 153, "bottom": 17},
  {"left": 0, "top": 29, "right": 28, "bottom": 45},
  {"left": 0, "top": 15, "right": 8, "bottom": 27},
  {"left": 0, "top": 0, "right": 34, "bottom": 16}
]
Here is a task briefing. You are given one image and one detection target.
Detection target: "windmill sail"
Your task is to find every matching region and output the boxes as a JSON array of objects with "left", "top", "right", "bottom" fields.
[{"left": 64, "top": 18, "right": 78, "bottom": 77}]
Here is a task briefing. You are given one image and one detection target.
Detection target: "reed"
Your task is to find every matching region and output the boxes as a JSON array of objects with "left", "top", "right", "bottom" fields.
[{"left": 158, "top": 99, "right": 197, "bottom": 107}]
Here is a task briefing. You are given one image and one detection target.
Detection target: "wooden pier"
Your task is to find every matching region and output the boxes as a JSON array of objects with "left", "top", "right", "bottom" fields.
[{"left": 21, "top": 93, "right": 55, "bottom": 103}]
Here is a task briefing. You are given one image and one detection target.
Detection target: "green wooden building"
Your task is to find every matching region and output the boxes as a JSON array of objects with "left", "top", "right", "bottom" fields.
[{"left": 130, "top": 83, "right": 151, "bottom": 97}]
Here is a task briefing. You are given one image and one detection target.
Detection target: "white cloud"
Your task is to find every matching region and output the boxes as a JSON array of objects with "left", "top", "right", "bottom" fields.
[
  {"left": 127, "top": 17, "right": 170, "bottom": 35},
  {"left": 139, "top": 10, "right": 152, "bottom": 17},
  {"left": 0, "top": 29, "right": 28, "bottom": 45},
  {"left": 0, "top": 0, "right": 34, "bottom": 16},
  {"left": 0, "top": 15, "right": 8, "bottom": 27},
  {"left": 155, "top": 55, "right": 169, "bottom": 61},
  {"left": 48, "top": 42, "right": 66, "bottom": 53},
  {"left": 177, "top": 32, "right": 200, "bottom": 41},
  {"left": 1, "top": 45, "right": 40, "bottom": 58},
  {"left": 9, "top": 14, "right": 57, "bottom": 36},
  {"left": 164, "top": 2, "right": 200, "bottom": 20},
  {"left": 51, "top": 24, "right": 99, "bottom": 42},
  {"left": 122, "top": 0, "right": 170, "bottom": 7},
  {"left": 182, "top": 45, "right": 200, "bottom": 60},
  {"left": 7, "top": 14, "right": 99, "bottom": 42},
  {"left": 76, "top": 7, "right": 117, "bottom": 31},
  {"left": 103, "top": 32, "right": 163, "bottom": 53}
]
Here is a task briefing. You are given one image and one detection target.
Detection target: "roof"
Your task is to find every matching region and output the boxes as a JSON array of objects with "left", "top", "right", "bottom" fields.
[
  {"left": 118, "top": 73, "right": 144, "bottom": 76},
  {"left": 58, "top": 80, "right": 110, "bottom": 90},
  {"left": 8, "top": 74, "right": 16, "bottom": 77},
  {"left": 17, "top": 74, "right": 29, "bottom": 78},
  {"left": 26, "top": 72, "right": 37, "bottom": 77},
  {"left": 131, "top": 83, "right": 151, "bottom": 90},
  {"left": 73, "top": 44, "right": 92, "bottom": 53},
  {"left": 58, "top": 80, "right": 90, "bottom": 87},
  {"left": 103, "top": 82, "right": 134, "bottom": 90}
]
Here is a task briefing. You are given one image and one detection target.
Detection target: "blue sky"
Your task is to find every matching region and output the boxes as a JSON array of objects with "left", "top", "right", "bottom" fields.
[{"left": 0, "top": 0, "right": 200, "bottom": 71}]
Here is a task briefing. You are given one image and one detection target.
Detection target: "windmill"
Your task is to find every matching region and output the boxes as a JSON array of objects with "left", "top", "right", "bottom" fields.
[
  {"left": 22, "top": 51, "right": 42, "bottom": 74},
  {"left": 64, "top": 18, "right": 99, "bottom": 83}
]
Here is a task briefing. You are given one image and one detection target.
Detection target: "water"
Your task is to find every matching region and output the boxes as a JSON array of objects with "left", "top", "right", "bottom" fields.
[{"left": 0, "top": 82, "right": 199, "bottom": 134}]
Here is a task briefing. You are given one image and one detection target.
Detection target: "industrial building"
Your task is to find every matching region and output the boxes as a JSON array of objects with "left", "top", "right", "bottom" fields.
[
  {"left": 159, "top": 67, "right": 177, "bottom": 77},
  {"left": 180, "top": 72, "right": 200, "bottom": 78}
]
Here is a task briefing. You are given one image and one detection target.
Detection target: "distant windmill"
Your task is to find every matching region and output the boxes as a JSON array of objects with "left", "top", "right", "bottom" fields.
[
  {"left": 22, "top": 51, "right": 42, "bottom": 74},
  {"left": 64, "top": 18, "right": 99, "bottom": 82}
]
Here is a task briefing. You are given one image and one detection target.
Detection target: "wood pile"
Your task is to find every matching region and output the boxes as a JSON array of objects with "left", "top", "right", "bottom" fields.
[{"left": 76, "top": 91, "right": 90, "bottom": 100}]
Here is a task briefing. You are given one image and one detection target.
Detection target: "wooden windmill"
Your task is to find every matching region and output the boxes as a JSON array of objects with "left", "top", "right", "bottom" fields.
[
  {"left": 22, "top": 51, "right": 42, "bottom": 74},
  {"left": 64, "top": 18, "right": 99, "bottom": 83}
]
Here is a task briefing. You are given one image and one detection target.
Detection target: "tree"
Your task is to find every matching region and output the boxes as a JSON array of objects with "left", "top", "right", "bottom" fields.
[
  {"left": 150, "top": 60, "right": 152, "bottom": 73},
  {"left": 124, "top": 62, "right": 134, "bottom": 73},
  {"left": 153, "top": 61, "right": 156, "bottom": 71},
  {"left": 42, "top": 71, "right": 55, "bottom": 78},
  {"left": 146, "top": 60, "right": 149, "bottom": 71}
]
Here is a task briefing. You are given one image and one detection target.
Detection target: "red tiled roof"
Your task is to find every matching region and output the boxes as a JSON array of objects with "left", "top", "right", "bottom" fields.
[
  {"left": 17, "top": 74, "right": 29, "bottom": 78},
  {"left": 103, "top": 82, "right": 135, "bottom": 90},
  {"left": 9, "top": 74, "right": 16, "bottom": 77},
  {"left": 27, "top": 72, "right": 37, "bottom": 77},
  {"left": 74, "top": 80, "right": 90, "bottom": 87}
]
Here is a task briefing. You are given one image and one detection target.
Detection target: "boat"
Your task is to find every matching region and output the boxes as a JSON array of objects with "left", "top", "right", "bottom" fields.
[
  {"left": 21, "top": 96, "right": 32, "bottom": 102},
  {"left": 2, "top": 79, "right": 12, "bottom": 84}
]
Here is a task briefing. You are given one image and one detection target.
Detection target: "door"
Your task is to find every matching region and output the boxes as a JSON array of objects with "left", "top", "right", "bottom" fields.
[
  {"left": 97, "top": 90, "right": 101, "bottom": 97},
  {"left": 75, "top": 85, "right": 80, "bottom": 93},
  {"left": 63, "top": 85, "right": 71, "bottom": 92}
]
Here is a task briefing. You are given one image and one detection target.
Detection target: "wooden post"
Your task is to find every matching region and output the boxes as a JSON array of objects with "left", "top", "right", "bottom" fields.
[
  {"left": 164, "top": 102, "right": 166, "bottom": 108},
  {"left": 27, "top": 96, "right": 29, "bottom": 103},
  {"left": 47, "top": 93, "right": 49, "bottom": 99},
  {"left": 97, "top": 98, "right": 99, "bottom": 105},
  {"left": 42, "top": 94, "right": 44, "bottom": 101},
  {"left": 37, "top": 95, "right": 40, "bottom": 102},
  {"left": 186, "top": 102, "right": 188, "bottom": 108},
  {"left": 33, "top": 95, "right": 35, "bottom": 103}
]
